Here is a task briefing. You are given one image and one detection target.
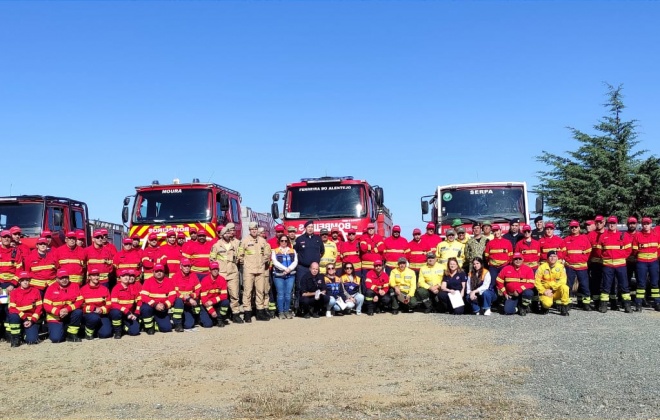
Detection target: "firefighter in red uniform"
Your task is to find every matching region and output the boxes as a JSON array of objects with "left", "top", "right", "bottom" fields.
[
  {"left": 110, "top": 269, "right": 141, "bottom": 338},
  {"left": 75, "top": 230, "right": 86, "bottom": 248},
  {"left": 598, "top": 216, "right": 633, "bottom": 313},
  {"left": 562, "top": 220, "right": 592, "bottom": 310},
  {"left": 161, "top": 230, "right": 182, "bottom": 278},
  {"left": 182, "top": 227, "right": 198, "bottom": 257},
  {"left": 515, "top": 225, "right": 541, "bottom": 271},
  {"left": 406, "top": 228, "right": 427, "bottom": 279},
  {"left": 41, "top": 230, "right": 54, "bottom": 252},
  {"left": 9, "top": 226, "right": 29, "bottom": 269},
  {"left": 382, "top": 225, "right": 408, "bottom": 275},
  {"left": 199, "top": 261, "right": 230, "bottom": 327},
  {"left": 113, "top": 238, "right": 142, "bottom": 276},
  {"left": 43, "top": 269, "right": 83, "bottom": 343},
  {"left": 131, "top": 234, "right": 141, "bottom": 250},
  {"left": 53, "top": 231, "right": 86, "bottom": 285},
  {"left": 359, "top": 223, "right": 384, "bottom": 280},
  {"left": 141, "top": 233, "right": 167, "bottom": 270},
  {"left": 587, "top": 215, "right": 606, "bottom": 308},
  {"left": 8, "top": 271, "right": 42, "bottom": 347},
  {"left": 186, "top": 229, "right": 212, "bottom": 281},
  {"left": 632, "top": 217, "right": 659, "bottom": 311},
  {"left": 0, "top": 230, "right": 20, "bottom": 340},
  {"left": 538, "top": 222, "right": 564, "bottom": 263},
  {"left": 268, "top": 225, "right": 286, "bottom": 250},
  {"left": 364, "top": 259, "right": 391, "bottom": 316},
  {"left": 496, "top": 253, "right": 535, "bottom": 315},
  {"left": 140, "top": 264, "right": 176, "bottom": 334},
  {"left": 176, "top": 232, "right": 186, "bottom": 247},
  {"left": 484, "top": 224, "right": 513, "bottom": 283},
  {"left": 422, "top": 222, "right": 441, "bottom": 251},
  {"left": 80, "top": 269, "right": 112, "bottom": 339},
  {"left": 98, "top": 229, "right": 118, "bottom": 256},
  {"left": 171, "top": 258, "right": 201, "bottom": 331},
  {"left": 340, "top": 228, "right": 362, "bottom": 279},
  {"left": 85, "top": 231, "right": 115, "bottom": 289},
  {"left": 25, "top": 237, "right": 56, "bottom": 296}
]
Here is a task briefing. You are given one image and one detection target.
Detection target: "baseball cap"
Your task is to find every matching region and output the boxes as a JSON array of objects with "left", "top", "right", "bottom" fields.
[
  {"left": 275, "top": 224, "right": 285, "bottom": 232},
  {"left": 512, "top": 252, "right": 523, "bottom": 260},
  {"left": 545, "top": 222, "right": 555, "bottom": 229},
  {"left": 148, "top": 233, "right": 158, "bottom": 240},
  {"left": 153, "top": 263, "right": 165, "bottom": 272},
  {"left": 426, "top": 222, "right": 436, "bottom": 230},
  {"left": 451, "top": 218, "right": 462, "bottom": 227},
  {"left": 642, "top": 217, "right": 652, "bottom": 224},
  {"left": 331, "top": 227, "right": 340, "bottom": 233},
  {"left": 42, "top": 230, "right": 52, "bottom": 237},
  {"left": 607, "top": 216, "right": 618, "bottom": 223},
  {"left": 569, "top": 220, "right": 580, "bottom": 227},
  {"left": 88, "top": 268, "right": 100, "bottom": 275},
  {"left": 76, "top": 231, "right": 86, "bottom": 239},
  {"left": 65, "top": 231, "right": 76, "bottom": 238},
  {"left": 346, "top": 228, "right": 356, "bottom": 234},
  {"left": 122, "top": 238, "right": 132, "bottom": 245},
  {"left": 36, "top": 237, "right": 48, "bottom": 245},
  {"left": 197, "top": 229, "right": 207, "bottom": 236},
  {"left": 142, "top": 260, "right": 154, "bottom": 269},
  {"left": 456, "top": 227, "right": 466, "bottom": 234},
  {"left": 627, "top": 217, "right": 638, "bottom": 224},
  {"left": 482, "top": 220, "right": 492, "bottom": 227},
  {"left": 209, "top": 261, "right": 219, "bottom": 269},
  {"left": 594, "top": 215, "right": 604, "bottom": 222},
  {"left": 177, "top": 232, "right": 186, "bottom": 239},
  {"left": 0, "top": 230, "right": 10, "bottom": 238},
  {"left": 426, "top": 252, "right": 436, "bottom": 259},
  {"left": 491, "top": 224, "right": 501, "bottom": 231},
  {"left": 180, "top": 258, "right": 191, "bottom": 266},
  {"left": 248, "top": 222, "right": 258, "bottom": 229},
  {"left": 287, "top": 226, "right": 297, "bottom": 232},
  {"left": 547, "top": 250, "right": 558, "bottom": 257},
  {"left": 392, "top": 225, "right": 401, "bottom": 232},
  {"left": 57, "top": 269, "right": 69, "bottom": 278},
  {"left": 93, "top": 231, "right": 104, "bottom": 238},
  {"left": 413, "top": 228, "right": 422, "bottom": 235},
  {"left": 374, "top": 259, "right": 383, "bottom": 266},
  {"left": 446, "top": 229, "right": 456, "bottom": 236},
  {"left": 9, "top": 226, "right": 22, "bottom": 234},
  {"left": 522, "top": 224, "right": 532, "bottom": 232},
  {"left": 366, "top": 223, "right": 375, "bottom": 229},
  {"left": 320, "top": 228, "right": 329, "bottom": 235},
  {"left": 18, "top": 271, "right": 30, "bottom": 280},
  {"left": 586, "top": 220, "right": 595, "bottom": 226},
  {"left": 188, "top": 227, "right": 198, "bottom": 233},
  {"left": 397, "top": 257, "right": 407, "bottom": 264},
  {"left": 118, "top": 269, "right": 129, "bottom": 277},
  {"left": 166, "top": 230, "right": 176, "bottom": 237}
]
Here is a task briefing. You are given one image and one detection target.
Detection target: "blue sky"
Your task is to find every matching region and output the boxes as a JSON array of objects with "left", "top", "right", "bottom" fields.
[{"left": 1, "top": 1, "right": 658, "bottom": 236}]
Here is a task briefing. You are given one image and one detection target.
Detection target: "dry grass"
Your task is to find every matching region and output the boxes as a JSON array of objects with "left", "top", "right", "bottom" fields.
[{"left": 237, "top": 390, "right": 307, "bottom": 417}]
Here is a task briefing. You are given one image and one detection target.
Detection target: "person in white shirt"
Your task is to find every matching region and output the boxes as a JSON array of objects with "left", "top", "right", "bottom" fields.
[{"left": 467, "top": 257, "right": 498, "bottom": 316}]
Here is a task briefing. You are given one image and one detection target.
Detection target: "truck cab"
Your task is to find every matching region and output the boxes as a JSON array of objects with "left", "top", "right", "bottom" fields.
[{"left": 0, "top": 195, "right": 90, "bottom": 249}]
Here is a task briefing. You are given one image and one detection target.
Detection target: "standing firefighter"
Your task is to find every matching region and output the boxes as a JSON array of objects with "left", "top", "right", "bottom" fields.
[
  {"left": 210, "top": 224, "right": 242, "bottom": 324},
  {"left": 239, "top": 221, "right": 272, "bottom": 322},
  {"left": 632, "top": 217, "right": 659, "bottom": 311},
  {"left": 562, "top": 220, "right": 592, "bottom": 310},
  {"left": 598, "top": 216, "right": 633, "bottom": 313}
]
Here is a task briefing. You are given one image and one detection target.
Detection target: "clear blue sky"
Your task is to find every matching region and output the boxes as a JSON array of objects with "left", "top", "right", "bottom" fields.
[{"left": 1, "top": 1, "right": 658, "bottom": 236}]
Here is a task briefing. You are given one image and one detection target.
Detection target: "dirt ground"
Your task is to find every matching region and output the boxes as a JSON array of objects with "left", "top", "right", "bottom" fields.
[{"left": 2, "top": 313, "right": 534, "bottom": 419}]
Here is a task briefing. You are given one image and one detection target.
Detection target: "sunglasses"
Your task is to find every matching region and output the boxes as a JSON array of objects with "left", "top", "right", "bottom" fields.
[
  {"left": 327, "top": 267, "right": 335, "bottom": 270},
  {"left": 344, "top": 267, "right": 353, "bottom": 270},
  {"left": 279, "top": 239, "right": 288, "bottom": 243}
]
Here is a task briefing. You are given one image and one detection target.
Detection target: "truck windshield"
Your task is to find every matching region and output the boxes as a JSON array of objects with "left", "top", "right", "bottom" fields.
[
  {"left": 132, "top": 190, "right": 211, "bottom": 224},
  {"left": 0, "top": 202, "right": 44, "bottom": 235},
  {"left": 440, "top": 186, "right": 526, "bottom": 222},
  {"left": 286, "top": 185, "right": 366, "bottom": 219}
]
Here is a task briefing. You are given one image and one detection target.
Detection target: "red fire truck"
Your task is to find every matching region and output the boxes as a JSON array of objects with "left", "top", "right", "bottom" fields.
[
  {"left": 271, "top": 176, "right": 393, "bottom": 238},
  {"left": 122, "top": 178, "right": 273, "bottom": 245},
  {"left": 0, "top": 195, "right": 90, "bottom": 248},
  {"left": 421, "top": 181, "right": 542, "bottom": 235}
]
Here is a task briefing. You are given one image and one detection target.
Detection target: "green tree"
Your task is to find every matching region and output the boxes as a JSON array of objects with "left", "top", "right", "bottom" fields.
[{"left": 536, "top": 84, "right": 660, "bottom": 228}]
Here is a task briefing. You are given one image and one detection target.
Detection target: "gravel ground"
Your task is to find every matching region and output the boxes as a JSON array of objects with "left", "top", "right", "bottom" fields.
[
  {"left": 2, "top": 307, "right": 659, "bottom": 419},
  {"left": 439, "top": 306, "right": 660, "bottom": 419}
]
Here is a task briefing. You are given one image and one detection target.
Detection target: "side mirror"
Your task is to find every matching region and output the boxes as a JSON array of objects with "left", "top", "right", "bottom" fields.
[
  {"left": 421, "top": 200, "right": 429, "bottom": 215},
  {"left": 271, "top": 202, "right": 280, "bottom": 220},
  {"left": 535, "top": 195, "right": 544, "bottom": 215},
  {"left": 122, "top": 206, "right": 129, "bottom": 224},
  {"left": 123, "top": 196, "right": 130, "bottom": 206},
  {"left": 219, "top": 193, "right": 229, "bottom": 212},
  {"left": 375, "top": 187, "right": 384, "bottom": 206},
  {"left": 272, "top": 192, "right": 280, "bottom": 202}
]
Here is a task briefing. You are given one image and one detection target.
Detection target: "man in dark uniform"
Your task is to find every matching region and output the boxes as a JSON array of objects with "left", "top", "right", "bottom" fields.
[
  {"left": 531, "top": 216, "right": 544, "bottom": 240},
  {"left": 298, "top": 262, "right": 327, "bottom": 318},
  {"left": 503, "top": 218, "right": 523, "bottom": 248},
  {"left": 294, "top": 220, "right": 324, "bottom": 311}
]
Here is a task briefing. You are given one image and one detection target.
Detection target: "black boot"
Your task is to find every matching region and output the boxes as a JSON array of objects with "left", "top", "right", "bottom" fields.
[
  {"left": 583, "top": 303, "right": 592, "bottom": 312},
  {"left": 67, "top": 332, "right": 81, "bottom": 343},
  {"left": 146, "top": 326, "right": 156, "bottom": 335},
  {"left": 10, "top": 335, "right": 21, "bottom": 348},
  {"left": 518, "top": 305, "right": 527, "bottom": 317},
  {"left": 611, "top": 300, "right": 619, "bottom": 311},
  {"left": 634, "top": 302, "right": 643, "bottom": 312},
  {"left": 215, "top": 317, "right": 225, "bottom": 328},
  {"left": 560, "top": 305, "right": 570, "bottom": 316},
  {"left": 598, "top": 301, "right": 608, "bottom": 313},
  {"left": 232, "top": 314, "right": 244, "bottom": 324},
  {"left": 85, "top": 333, "right": 94, "bottom": 340},
  {"left": 623, "top": 301, "right": 632, "bottom": 313},
  {"left": 174, "top": 322, "right": 184, "bottom": 332},
  {"left": 267, "top": 310, "right": 276, "bottom": 319},
  {"left": 113, "top": 330, "right": 122, "bottom": 339},
  {"left": 243, "top": 311, "right": 252, "bottom": 323}
]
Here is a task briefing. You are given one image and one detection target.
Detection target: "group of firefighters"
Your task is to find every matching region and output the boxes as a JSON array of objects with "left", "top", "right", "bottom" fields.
[{"left": 1, "top": 212, "right": 658, "bottom": 347}]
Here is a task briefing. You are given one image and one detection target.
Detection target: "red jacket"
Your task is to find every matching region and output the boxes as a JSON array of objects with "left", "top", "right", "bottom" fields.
[
  {"left": 141, "top": 245, "right": 167, "bottom": 266},
  {"left": 140, "top": 277, "right": 177, "bottom": 309},
  {"left": 103, "top": 242, "right": 118, "bottom": 257},
  {"left": 562, "top": 234, "right": 592, "bottom": 270},
  {"left": 421, "top": 233, "right": 441, "bottom": 251},
  {"left": 515, "top": 238, "right": 541, "bottom": 270},
  {"left": 184, "top": 241, "right": 213, "bottom": 274},
  {"left": 172, "top": 271, "right": 201, "bottom": 305},
  {"left": 484, "top": 238, "right": 513, "bottom": 268},
  {"left": 161, "top": 244, "right": 183, "bottom": 277},
  {"left": 43, "top": 282, "right": 83, "bottom": 323},
  {"left": 406, "top": 239, "right": 428, "bottom": 271},
  {"left": 113, "top": 249, "right": 142, "bottom": 271},
  {"left": 339, "top": 239, "right": 362, "bottom": 270},
  {"left": 0, "top": 245, "right": 19, "bottom": 286},
  {"left": 360, "top": 234, "right": 384, "bottom": 270},
  {"left": 599, "top": 230, "right": 633, "bottom": 268},
  {"left": 632, "top": 230, "right": 660, "bottom": 263},
  {"left": 25, "top": 249, "right": 57, "bottom": 290},
  {"left": 110, "top": 282, "right": 141, "bottom": 315},
  {"left": 85, "top": 245, "right": 115, "bottom": 284},
  {"left": 539, "top": 235, "right": 564, "bottom": 261},
  {"left": 8, "top": 286, "right": 42, "bottom": 322},
  {"left": 80, "top": 283, "right": 111, "bottom": 314},
  {"left": 365, "top": 269, "right": 390, "bottom": 294},
  {"left": 587, "top": 230, "right": 605, "bottom": 263},
  {"left": 54, "top": 245, "right": 86, "bottom": 284},
  {"left": 496, "top": 264, "right": 536, "bottom": 296},
  {"left": 382, "top": 236, "right": 409, "bottom": 269},
  {"left": 199, "top": 273, "right": 229, "bottom": 305}
]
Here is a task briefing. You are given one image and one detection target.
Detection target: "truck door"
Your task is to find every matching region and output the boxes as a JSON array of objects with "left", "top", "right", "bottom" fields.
[{"left": 47, "top": 206, "right": 65, "bottom": 247}]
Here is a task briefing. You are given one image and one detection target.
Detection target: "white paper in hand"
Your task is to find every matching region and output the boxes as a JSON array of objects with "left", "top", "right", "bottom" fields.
[
  {"left": 448, "top": 292, "right": 464, "bottom": 309},
  {"left": 315, "top": 290, "right": 321, "bottom": 300}
]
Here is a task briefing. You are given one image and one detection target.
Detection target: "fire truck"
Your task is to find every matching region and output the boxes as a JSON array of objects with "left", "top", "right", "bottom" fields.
[
  {"left": 122, "top": 178, "right": 274, "bottom": 245},
  {"left": 0, "top": 195, "right": 90, "bottom": 248},
  {"left": 421, "top": 181, "right": 542, "bottom": 235},
  {"left": 271, "top": 176, "right": 393, "bottom": 238}
]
